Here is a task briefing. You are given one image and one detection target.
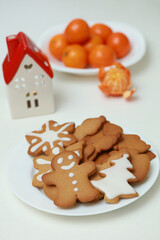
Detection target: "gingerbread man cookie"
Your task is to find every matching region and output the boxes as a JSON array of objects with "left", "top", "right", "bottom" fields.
[
  {"left": 42, "top": 151, "right": 100, "bottom": 208},
  {"left": 26, "top": 120, "right": 77, "bottom": 157},
  {"left": 32, "top": 140, "right": 85, "bottom": 188}
]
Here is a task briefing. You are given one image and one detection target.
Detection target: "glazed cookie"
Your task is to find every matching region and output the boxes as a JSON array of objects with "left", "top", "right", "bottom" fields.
[
  {"left": 32, "top": 142, "right": 64, "bottom": 188},
  {"left": 26, "top": 120, "right": 77, "bottom": 157},
  {"left": 32, "top": 140, "right": 85, "bottom": 188},
  {"left": 109, "top": 148, "right": 150, "bottom": 182},
  {"left": 91, "top": 154, "right": 138, "bottom": 204},
  {"left": 113, "top": 134, "right": 150, "bottom": 153},
  {"left": 74, "top": 116, "right": 106, "bottom": 140},
  {"left": 42, "top": 151, "right": 100, "bottom": 208}
]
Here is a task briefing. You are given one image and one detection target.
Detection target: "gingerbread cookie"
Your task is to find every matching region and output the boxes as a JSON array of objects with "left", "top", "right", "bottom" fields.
[
  {"left": 43, "top": 184, "right": 57, "bottom": 201},
  {"left": 74, "top": 116, "right": 106, "bottom": 140},
  {"left": 113, "top": 134, "right": 150, "bottom": 153},
  {"left": 109, "top": 148, "right": 150, "bottom": 182},
  {"left": 103, "top": 121, "right": 123, "bottom": 139},
  {"left": 94, "top": 152, "right": 110, "bottom": 165},
  {"left": 42, "top": 151, "right": 100, "bottom": 208},
  {"left": 83, "top": 130, "right": 118, "bottom": 162},
  {"left": 145, "top": 150, "right": 156, "bottom": 161},
  {"left": 91, "top": 154, "right": 138, "bottom": 204},
  {"left": 26, "top": 120, "right": 77, "bottom": 157},
  {"left": 32, "top": 140, "right": 85, "bottom": 188}
]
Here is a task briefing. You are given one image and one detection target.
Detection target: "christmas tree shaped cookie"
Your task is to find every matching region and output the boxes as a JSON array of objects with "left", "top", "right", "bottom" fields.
[{"left": 91, "top": 154, "right": 138, "bottom": 203}]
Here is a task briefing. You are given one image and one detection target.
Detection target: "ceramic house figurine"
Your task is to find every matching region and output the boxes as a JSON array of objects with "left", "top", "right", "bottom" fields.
[{"left": 2, "top": 32, "right": 55, "bottom": 118}]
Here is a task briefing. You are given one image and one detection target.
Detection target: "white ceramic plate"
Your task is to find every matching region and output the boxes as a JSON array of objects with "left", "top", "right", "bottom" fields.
[
  {"left": 38, "top": 21, "right": 146, "bottom": 76},
  {"left": 6, "top": 128, "right": 159, "bottom": 216}
]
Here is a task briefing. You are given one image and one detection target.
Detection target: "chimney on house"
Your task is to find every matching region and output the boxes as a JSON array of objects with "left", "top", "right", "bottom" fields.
[{"left": 6, "top": 35, "right": 20, "bottom": 60}]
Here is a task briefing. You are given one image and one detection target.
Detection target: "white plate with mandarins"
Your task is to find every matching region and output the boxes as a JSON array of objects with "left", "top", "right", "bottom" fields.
[{"left": 38, "top": 19, "right": 146, "bottom": 75}]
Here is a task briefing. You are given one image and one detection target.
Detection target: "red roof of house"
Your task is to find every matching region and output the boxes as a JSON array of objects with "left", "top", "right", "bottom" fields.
[{"left": 3, "top": 32, "right": 53, "bottom": 85}]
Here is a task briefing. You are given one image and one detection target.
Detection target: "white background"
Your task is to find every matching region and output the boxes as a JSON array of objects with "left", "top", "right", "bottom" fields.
[{"left": 0, "top": 0, "right": 160, "bottom": 239}]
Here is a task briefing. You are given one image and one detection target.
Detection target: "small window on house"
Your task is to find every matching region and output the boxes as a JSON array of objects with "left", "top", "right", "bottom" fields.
[
  {"left": 39, "top": 74, "right": 44, "bottom": 79},
  {"left": 33, "top": 91, "right": 37, "bottom": 96},
  {"left": 34, "top": 99, "right": 39, "bottom": 107},
  {"left": 27, "top": 100, "right": 31, "bottom": 108}
]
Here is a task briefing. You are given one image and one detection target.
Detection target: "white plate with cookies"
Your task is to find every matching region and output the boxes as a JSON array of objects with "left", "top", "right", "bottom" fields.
[{"left": 6, "top": 128, "right": 159, "bottom": 216}]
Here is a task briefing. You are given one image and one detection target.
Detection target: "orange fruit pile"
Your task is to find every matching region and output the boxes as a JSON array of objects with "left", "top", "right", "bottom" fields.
[{"left": 49, "top": 19, "right": 131, "bottom": 69}]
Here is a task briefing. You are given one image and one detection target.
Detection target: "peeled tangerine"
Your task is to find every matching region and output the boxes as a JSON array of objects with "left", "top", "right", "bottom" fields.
[{"left": 98, "top": 63, "right": 136, "bottom": 99}]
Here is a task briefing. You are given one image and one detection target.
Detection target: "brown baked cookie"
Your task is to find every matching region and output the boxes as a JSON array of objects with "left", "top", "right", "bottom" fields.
[
  {"left": 91, "top": 154, "right": 138, "bottom": 204},
  {"left": 83, "top": 143, "right": 95, "bottom": 161},
  {"left": 43, "top": 184, "right": 57, "bottom": 201},
  {"left": 42, "top": 151, "right": 100, "bottom": 208},
  {"left": 83, "top": 130, "right": 118, "bottom": 162},
  {"left": 74, "top": 116, "right": 106, "bottom": 140},
  {"left": 66, "top": 139, "right": 85, "bottom": 160},
  {"left": 109, "top": 147, "right": 150, "bottom": 182},
  {"left": 32, "top": 140, "right": 85, "bottom": 188},
  {"left": 94, "top": 152, "right": 110, "bottom": 165},
  {"left": 113, "top": 134, "right": 150, "bottom": 153},
  {"left": 103, "top": 121, "right": 123, "bottom": 139},
  {"left": 26, "top": 120, "right": 77, "bottom": 157},
  {"left": 145, "top": 150, "right": 156, "bottom": 161}
]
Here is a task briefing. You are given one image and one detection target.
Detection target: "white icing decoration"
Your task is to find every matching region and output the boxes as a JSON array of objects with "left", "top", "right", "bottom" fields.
[
  {"left": 68, "top": 155, "right": 73, "bottom": 160},
  {"left": 34, "top": 75, "right": 38, "bottom": 80},
  {"left": 57, "top": 157, "right": 63, "bottom": 164},
  {"left": 91, "top": 154, "right": 136, "bottom": 200},
  {"left": 53, "top": 123, "right": 58, "bottom": 127},
  {"left": 31, "top": 139, "right": 37, "bottom": 144},
  {"left": 74, "top": 188, "right": 78, "bottom": 192},
  {"left": 72, "top": 180, "right": 78, "bottom": 185},
  {"left": 43, "top": 146, "right": 47, "bottom": 152},
  {"left": 61, "top": 161, "right": 75, "bottom": 170},
  {"left": 29, "top": 122, "right": 72, "bottom": 153},
  {"left": 36, "top": 158, "right": 51, "bottom": 165},
  {"left": 62, "top": 131, "right": 68, "bottom": 134},
  {"left": 37, "top": 169, "right": 52, "bottom": 181},
  {"left": 74, "top": 150, "right": 80, "bottom": 157},
  {"left": 69, "top": 172, "right": 74, "bottom": 177},
  {"left": 52, "top": 147, "right": 60, "bottom": 155},
  {"left": 58, "top": 141, "right": 63, "bottom": 147}
]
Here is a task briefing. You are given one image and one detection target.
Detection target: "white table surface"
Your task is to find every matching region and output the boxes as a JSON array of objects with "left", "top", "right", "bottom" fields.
[{"left": 0, "top": 0, "right": 160, "bottom": 239}]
